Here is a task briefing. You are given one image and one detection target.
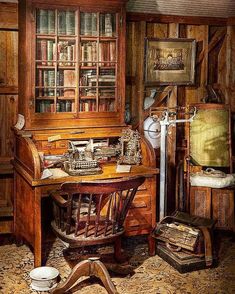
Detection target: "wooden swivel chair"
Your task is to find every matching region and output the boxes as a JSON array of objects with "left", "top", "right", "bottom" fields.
[{"left": 50, "top": 176, "right": 145, "bottom": 294}]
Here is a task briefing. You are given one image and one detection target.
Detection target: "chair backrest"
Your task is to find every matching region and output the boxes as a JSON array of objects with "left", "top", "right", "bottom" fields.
[{"left": 51, "top": 176, "right": 145, "bottom": 245}]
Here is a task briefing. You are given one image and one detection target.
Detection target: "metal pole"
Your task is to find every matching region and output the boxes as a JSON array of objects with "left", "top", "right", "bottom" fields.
[{"left": 159, "top": 121, "right": 167, "bottom": 221}]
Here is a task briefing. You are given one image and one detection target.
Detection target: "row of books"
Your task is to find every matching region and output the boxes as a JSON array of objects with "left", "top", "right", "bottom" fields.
[
  {"left": 80, "top": 75, "right": 115, "bottom": 87},
  {"left": 37, "top": 10, "right": 75, "bottom": 35},
  {"left": 37, "top": 10, "right": 115, "bottom": 37},
  {"left": 37, "top": 69, "right": 75, "bottom": 87},
  {"left": 80, "top": 88, "right": 115, "bottom": 98},
  {"left": 79, "top": 100, "right": 115, "bottom": 112},
  {"left": 80, "top": 41, "right": 116, "bottom": 66},
  {"left": 36, "top": 100, "right": 75, "bottom": 113},
  {"left": 36, "top": 40, "right": 116, "bottom": 66},
  {"left": 37, "top": 40, "right": 76, "bottom": 65},
  {"left": 37, "top": 69, "right": 115, "bottom": 88},
  {"left": 80, "top": 13, "right": 115, "bottom": 37}
]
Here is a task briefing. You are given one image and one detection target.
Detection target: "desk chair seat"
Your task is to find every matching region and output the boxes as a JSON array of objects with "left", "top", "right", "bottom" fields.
[{"left": 50, "top": 176, "right": 145, "bottom": 293}]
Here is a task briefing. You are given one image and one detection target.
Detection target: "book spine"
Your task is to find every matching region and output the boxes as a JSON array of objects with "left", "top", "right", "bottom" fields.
[
  {"left": 47, "top": 40, "right": 54, "bottom": 65},
  {"left": 48, "top": 10, "right": 55, "bottom": 34},
  {"left": 65, "top": 100, "right": 72, "bottom": 112},
  {"left": 37, "top": 9, "right": 48, "bottom": 34},
  {"left": 58, "top": 11, "right": 66, "bottom": 35},
  {"left": 84, "top": 13, "right": 92, "bottom": 35},
  {"left": 67, "top": 45, "right": 72, "bottom": 65},
  {"left": 40, "top": 40, "right": 47, "bottom": 65},
  {"left": 66, "top": 11, "right": 75, "bottom": 35},
  {"left": 91, "top": 13, "right": 97, "bottom": 36},
  {"left": 104, "top": 13, "right": 112, "bottom": 37},
  {"left": 87, "top": 43, "right": 92, "bottom": 66},
  {"left": 99, "top": 14, "right": 105, "bottom": 36},
  {"left": 110, "top": 42, "right": 116, "bottom": 66}
]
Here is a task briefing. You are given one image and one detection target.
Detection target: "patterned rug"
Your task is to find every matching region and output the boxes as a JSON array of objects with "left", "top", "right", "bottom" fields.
[{"left": 0, "top": 233, "right": 235, "bottom": 294}]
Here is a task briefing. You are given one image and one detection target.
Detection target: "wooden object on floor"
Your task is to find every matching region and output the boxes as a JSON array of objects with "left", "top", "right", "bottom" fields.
[
  {"left": 154, "top": 211, "right": 216, "bottom": 272},
  {"left": 50, "top": 176, "right": 145, "bottom": 262},
  {"left": 52, "top": 257, "right": 118, "bottom": 294},
  {"left": 190, "top": 186, "right": 235, "bottom": 231}
]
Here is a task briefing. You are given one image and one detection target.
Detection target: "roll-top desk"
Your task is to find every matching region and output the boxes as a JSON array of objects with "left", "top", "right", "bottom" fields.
[{"left": 15, "top": 0, "right": 158, "bottom": 267}]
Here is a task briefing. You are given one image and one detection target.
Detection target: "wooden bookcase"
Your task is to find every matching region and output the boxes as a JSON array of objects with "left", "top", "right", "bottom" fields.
[
  {"left": 15, "top": 0, "right": 158, "bottom": 267},
  {"left": 19, "top": 0, "right": 127, "bottom": 130}
]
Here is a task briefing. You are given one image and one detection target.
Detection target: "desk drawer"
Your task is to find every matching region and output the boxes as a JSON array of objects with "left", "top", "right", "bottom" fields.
[
  {"left": 130, "top": 194, "right": 151, "bottom": 209},
  {"left": 125, "top": 210, "right": 153, "bottom": 233}
]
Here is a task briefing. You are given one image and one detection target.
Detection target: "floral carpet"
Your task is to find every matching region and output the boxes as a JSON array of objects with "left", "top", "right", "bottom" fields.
[{"left": 0, "top": 234, "right": 235, "bottom": 294}]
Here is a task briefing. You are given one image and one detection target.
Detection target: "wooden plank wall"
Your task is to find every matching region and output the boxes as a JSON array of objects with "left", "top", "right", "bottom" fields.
[
  {"left": 0, "top": 2, "right": 18, "bottom": 233},
  {"left": 126, "top": 14, "right": 235, "bottom": 215}
]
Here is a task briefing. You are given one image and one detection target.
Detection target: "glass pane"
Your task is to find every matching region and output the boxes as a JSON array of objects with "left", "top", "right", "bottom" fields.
[
  {"left": 79, "top": 99, "right": 96, "bottom": 112},
  {"left": 58, "top": 11, "right": 75, "bottom": 35},
  {"left": 80, "top": 87, "right": 96, "bottom": 98},
  {"left": 99, "top": 98, "right": 115, "bottom": 112},
  {"left": 99, "top": 13, "right": 116, "bottom": 37},
  {"left": 36, "top": 9, "right": 55, "bottom": 34},
  {"left": 80, "top": 12, "right": 97, "bottom": 36},
  {"left": 36, "top": 39, "right": 56, "bottom": 65},
  {"left": 36, "top": 99, "right": 55, "bottom": 113},
  {"left": 80, "top": 41, "right": 97, "bottom": 66},
  {"left": 55, "top": 99, "right": 74, "bottom": 112},
  {"left": 58, "top": 39, "right": 76, "bottom": 66},
  {"left": 98, "top": 41, "right": 116, "bottom": 67},
  {"left": 98, "top": 68, "right": 115, "bottom": 87},
  {"left": 80, "top": 69, "right": 97, "bottom": 87}
]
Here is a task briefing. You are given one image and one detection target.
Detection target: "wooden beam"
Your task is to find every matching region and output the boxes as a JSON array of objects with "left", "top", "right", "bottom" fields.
[
  {"left": 197, "top": 27, "right": 226, "bottom": 65},
  {"left": 127, "top": 12, "right": 227, "bottom": 26}
]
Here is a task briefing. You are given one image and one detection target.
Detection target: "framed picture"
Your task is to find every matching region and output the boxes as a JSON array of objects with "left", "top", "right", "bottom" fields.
[{"left": 144, "top": 38, "right": 196, "bottom": 85}]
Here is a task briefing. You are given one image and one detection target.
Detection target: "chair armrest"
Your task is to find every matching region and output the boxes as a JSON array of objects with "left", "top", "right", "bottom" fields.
[{"left": 49, "top": 190, "right": 69, "bottom": 207}]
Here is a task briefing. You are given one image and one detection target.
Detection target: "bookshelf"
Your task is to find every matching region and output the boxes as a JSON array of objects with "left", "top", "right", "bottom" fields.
[{"left": 34, "top": 9, "right": 118, "bottom": 116}]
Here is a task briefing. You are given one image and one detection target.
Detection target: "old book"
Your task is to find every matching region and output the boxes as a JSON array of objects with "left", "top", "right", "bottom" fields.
[
  {"left": 66, "top": 11, "right": 75, "bottom": 35},
  {"left": 91, "top": 13, "right": 97, "bottom": 36},
  {"left": 37, "top": 40, "right": 47, "bottom": 65},
  {"left": 37, "top": 9, "right": 48, "bottom": 34},
  {"left": 64, "top": 70, "right": 75, "bottom": 97},
  {"left": 48, "top": 70, "right": 55, "bottom": 87},
  {"left": 43, "top": 70, "right": 48, "bottom": 87},
  {"left": 80, "top": 12, "right": 85, "bottom": 35},
  {"left": 87, "top": 43, "right": 92, "bottom": 66},
  {"left": 58, "top": 11, "right": 66, "bottom": 35},
  {"left": 48, "top": 10, "right": 55, "bottom": 34},
  {"left": 65, "top": 100, "right": 72, "bottom": 112},
  {"left": 104, "top": 13, "right": 112, "bottom": 37},
  {"left": 109, "top": 42, "right": 116, "bottom": 65},
  {"left": 47, "top": 40, "right": 54, "bottom": 65},
  {"left": 91, "top": 42, "right": 97, "bottom": 64},
  {"left": 99, "top": 14, "right": 105, "bottom": 36},
  {"left": 84, "top": 13, "right": 92, "bottom": 35}
]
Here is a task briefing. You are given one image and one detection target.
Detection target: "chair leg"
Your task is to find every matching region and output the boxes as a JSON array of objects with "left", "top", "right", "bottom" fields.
[
  {"left": 93, "top": 258, "right": 118, "bottom": 294},
  {"left": 51, "top": 257, "right": 118, "bottom": 294},
  {"left": 51, "top": 260, "right": 90, "bottom": 294},
  {"left": 114, "top": 237, "right": 122, "bottom": 262},
  {"left": 148, "top": 234, "right": 156, "bottom": 256}
]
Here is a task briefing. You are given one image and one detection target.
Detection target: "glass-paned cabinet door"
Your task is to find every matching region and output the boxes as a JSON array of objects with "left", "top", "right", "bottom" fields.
[
  {"left": 35, "top": 9, "right": 76, "bottom": 114},
  {"left": 35, "top": 9, "right": 118, "bottom": 114}
]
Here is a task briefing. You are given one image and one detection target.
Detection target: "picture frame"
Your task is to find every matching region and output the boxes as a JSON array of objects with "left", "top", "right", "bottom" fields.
[{"left": 144, "top": 38, "right": 196, "bottom": 85}]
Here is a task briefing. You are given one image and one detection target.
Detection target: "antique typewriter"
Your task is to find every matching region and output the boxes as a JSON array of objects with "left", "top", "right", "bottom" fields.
[{"left": 63, "top": 140, "right": 102, "bottom": 176}]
